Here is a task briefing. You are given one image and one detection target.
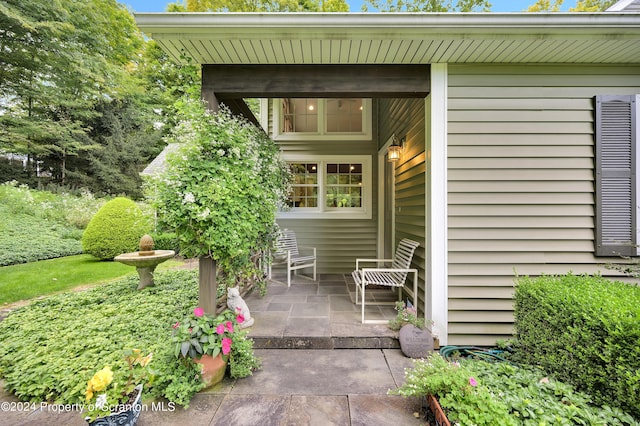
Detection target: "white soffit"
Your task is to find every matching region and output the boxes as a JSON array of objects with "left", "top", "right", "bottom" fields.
[{"left": 135, "top": 12, "right": 640, "bottom": 65}]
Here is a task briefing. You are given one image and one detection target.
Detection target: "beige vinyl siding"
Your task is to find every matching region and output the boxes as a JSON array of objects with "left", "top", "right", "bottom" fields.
[
  {"left": 377, "top": 98, "right": 427, "bottom": 311},
  {"left": 448, "top": 64, "right": 640, "bottom": 346},
  {"left": 272, "top": 100, "right": 379, "bottom": 274}
]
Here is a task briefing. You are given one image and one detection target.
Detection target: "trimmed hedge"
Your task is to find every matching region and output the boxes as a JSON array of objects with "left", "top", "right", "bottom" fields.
[
  {"left": 81, "top": 197, "right": 151, "bottom": 260},
  {"left": 512, "top": 273, "right": 640, "bottom": 418}
]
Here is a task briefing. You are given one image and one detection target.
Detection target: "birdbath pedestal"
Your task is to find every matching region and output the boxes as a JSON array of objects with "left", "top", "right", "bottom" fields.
[{"left": 114, "top": 250, "right": 175, "bottom": 289}]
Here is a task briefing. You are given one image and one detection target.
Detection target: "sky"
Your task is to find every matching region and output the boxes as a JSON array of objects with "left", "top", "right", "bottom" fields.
[{"left": 123, "top": 0, "right": 573, "bottom": 13}]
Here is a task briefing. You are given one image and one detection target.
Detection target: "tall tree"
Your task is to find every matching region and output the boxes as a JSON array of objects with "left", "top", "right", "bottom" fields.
[
  {"left": 178, "top": 0, "right": 349, "bottom": 12},
  {"left": 569, "top": 0, "right": 615, "bottom": 11},
  {"left": 527, "top": 0, "right": 564, "bottom": 11},
  {"left": 361, "top": 0, "right": 491, "bottom": 12},
  {"left": 0, "top": 0, "right": 177, "bottom": 194},
  {"left": 526, "top": 0, "right": 615, "bottom": 11}
]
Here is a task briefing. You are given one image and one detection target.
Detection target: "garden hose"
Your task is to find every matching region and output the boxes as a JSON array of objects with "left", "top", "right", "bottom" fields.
[{"left": 439, "top": 345, "right": 512, "bottom": 363}]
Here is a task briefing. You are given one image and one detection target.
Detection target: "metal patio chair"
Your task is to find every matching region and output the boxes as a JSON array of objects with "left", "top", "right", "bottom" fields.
[
  {"left": 352, "top": 238, "right": 420, "bottom": 324},
  {"left": 269, "top": 229, "right": 316, "bottom": 287}
]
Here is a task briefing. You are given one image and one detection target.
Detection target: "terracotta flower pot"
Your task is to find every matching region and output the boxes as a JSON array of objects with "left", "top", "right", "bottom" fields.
[
  {"left": 426, "top": 394, "right": 451, "bottom": 426},
  {"left": 194, "top": 353, "right": 227, "bottom": 387}
]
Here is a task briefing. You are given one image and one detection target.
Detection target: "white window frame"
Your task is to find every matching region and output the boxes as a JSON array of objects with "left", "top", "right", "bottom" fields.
[
  {"left": 273, "top": 99, "right": 373, "bottom": 141},
  {"left": 278, "top": 154, "right": 372, "bottom": 220}
]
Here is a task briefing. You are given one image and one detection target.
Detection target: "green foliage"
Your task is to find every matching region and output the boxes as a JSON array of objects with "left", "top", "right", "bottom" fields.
[
  {"left": 569, "top": 0, "right": 615, "bottom": 11},
  {"left": 181, "top": 0, "right": 349, "bottom": 12},
  {"left": 147, "top": 100, "right": 291, "bottom": 276},
  {"left": 171, "top": 308, "right": 234, "bottom": 359},
  {"left": 0, "top": 270, "right": 215, "bottom": 408},
  {"left": 84, "top": 349, "right": 154, "bottom": 422},
  {"left": 391, "top": 354, "right": 516, "bottom": 425},
  {"left": 0, "top": 182, "right": 108, "bottom": 265},
  {"left": 361, "top": 0, "right": 491, "bottom": 12},
  {"left": 170, "top": 307, "right": 261, "bottom": 380},
  {"left": 1, "top": 1, "right": 193, "bottom": 197},
  {"left": 152, "top": 232, "right": 181, "bottom": 252},
  {"left": 388, "top": 300, "right": 427, "bottom": 331},
  {"left": 512, "top": 273, "right": 640, "bottom": 418},
  {"left": 392, "top": 354, "right": 637, "bottom": 425},
  {"left": 228, "top": 332, "right": 262, "bottom": 379},
  {"left": 82, "top": 197, "right": 152, "bottom": 260}
]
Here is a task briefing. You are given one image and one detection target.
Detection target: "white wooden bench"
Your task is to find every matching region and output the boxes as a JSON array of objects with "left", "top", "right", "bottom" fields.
[
  {"left": 269, "top": 229, "right": 316, "bottom": 287},
  {"left": 352, "top": 238, "right": 420, "bottom": 324}
]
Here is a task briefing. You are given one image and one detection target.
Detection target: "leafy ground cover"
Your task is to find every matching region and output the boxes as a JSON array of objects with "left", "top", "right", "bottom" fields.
[
  {"left": 392, "top": 353, "right": 638, "bottom": 425},
  {"left": 0, "top": 270, "right": 233, "bottom": 408},
  {"left": 0, "top": 254, "right": 182, "bottom": 306},
  {"left": 0, "top": 205, "right": 83, "bottom": 266},
  {"left": 0, "top": 182, "right": 105, "bottom": 266}
]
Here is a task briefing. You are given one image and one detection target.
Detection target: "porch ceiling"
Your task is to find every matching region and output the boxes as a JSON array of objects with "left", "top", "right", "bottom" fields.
[{"left": 134, "top": 12, "right": 640, "bottom": 65}]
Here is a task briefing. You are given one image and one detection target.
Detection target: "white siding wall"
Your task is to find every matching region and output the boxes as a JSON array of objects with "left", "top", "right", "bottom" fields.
[{"left": 448, "top": 64, "right": 640, "bottom": 345}]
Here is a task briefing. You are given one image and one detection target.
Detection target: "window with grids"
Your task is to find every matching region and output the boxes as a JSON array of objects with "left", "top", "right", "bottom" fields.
[
  {"left": 289, "top": 163, "right": 318, "bottom": 208},
  {"left": 281, "top": 156, "right": 371, "bottom": 219},
  {"left": 325, "top": 163, "right": 362, "bottom": 208}
]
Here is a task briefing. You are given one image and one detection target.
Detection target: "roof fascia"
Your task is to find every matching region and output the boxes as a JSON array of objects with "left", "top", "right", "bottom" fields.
[{"left": 135, "top": 12, "right": 640, "bottom": 38}]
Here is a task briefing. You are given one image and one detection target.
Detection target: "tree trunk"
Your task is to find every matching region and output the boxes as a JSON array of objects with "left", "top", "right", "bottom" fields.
[{"left": 198, "top": 256, "right": 217, "bottom": 315}]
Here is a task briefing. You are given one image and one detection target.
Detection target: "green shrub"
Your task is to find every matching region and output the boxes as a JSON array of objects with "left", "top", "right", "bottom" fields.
[
  {"left": 146, "top": 102, "right": 291, "bottom": 276},
  {"left": 152, "top": 232, "right": 180, "bottom": 252},
  {"left": 82, "top": 197, "right": 152, "bottom": 260},
  {"left": 512, "top": 273, "right": 640, "bottom": 418}
]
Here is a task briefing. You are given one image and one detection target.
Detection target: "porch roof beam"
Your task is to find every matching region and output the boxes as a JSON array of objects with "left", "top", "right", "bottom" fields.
[{"left": 202, "top": 65, "right": 430, "bottom": 98}]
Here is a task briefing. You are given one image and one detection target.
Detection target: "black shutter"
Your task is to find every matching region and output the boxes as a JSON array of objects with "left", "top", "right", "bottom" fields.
[{"left": 595, "top": 95, "right": 638, "bottom": 256}]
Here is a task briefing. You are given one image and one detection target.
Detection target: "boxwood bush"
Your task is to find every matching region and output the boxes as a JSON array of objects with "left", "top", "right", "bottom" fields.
[
  {"left": 512, "top": 273, "right": 640, "bottom": 418},
  {"left": 82, "top": 197, "right": 152, "bottom": 260}
]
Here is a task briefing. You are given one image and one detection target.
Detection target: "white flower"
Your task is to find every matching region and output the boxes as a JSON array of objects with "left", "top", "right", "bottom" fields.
[
  {"left": 217, "top": 149, "right": 226, "bottom": 157},
  {"left": 198, "top": 208, "right": 211, "bottom": 220},
  {"left": 183, "top": 192, "right": 195, "bottom": 204},
  {"left": 95, "top": 394, "right": 108, "bottom": 410}
]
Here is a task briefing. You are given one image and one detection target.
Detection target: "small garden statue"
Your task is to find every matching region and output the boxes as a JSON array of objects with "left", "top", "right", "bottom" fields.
[{"left": 227, "top": 287, "right": 254, "bottom": 329}]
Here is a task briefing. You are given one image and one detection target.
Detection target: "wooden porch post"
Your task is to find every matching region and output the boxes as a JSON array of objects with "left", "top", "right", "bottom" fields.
[
  {"left": 199, "top": 83, "right": 219, "bottom": 315},
  {"left": 198, "top": 256, "right": 217, "bottom": 314}
]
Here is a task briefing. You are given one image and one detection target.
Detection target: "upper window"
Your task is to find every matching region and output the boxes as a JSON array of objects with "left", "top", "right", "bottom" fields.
[
  {"left": 280, "top": 155, "right": 372, "bottom": 219},
  {"left": 595, "top": 94, "right": 639, "bottom": 257},
  {"left": 274, "top": 98, "right": 372, "bottom": 141}
]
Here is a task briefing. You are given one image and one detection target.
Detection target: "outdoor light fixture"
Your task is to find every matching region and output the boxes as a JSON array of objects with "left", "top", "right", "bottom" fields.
[{"left": 387, "top": 135, "right": 405, "bottom": 162}]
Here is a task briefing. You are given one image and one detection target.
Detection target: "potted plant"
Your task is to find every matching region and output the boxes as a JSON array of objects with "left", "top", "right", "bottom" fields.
[
  {"left": 388, "top": 300, "right": 426, "bottom": 331},
  {"left": 84, "top": 349, "right": 154, "bottom": 425},
  {"left": 171, "top": 306, "right": 260, "bottom": 387}
]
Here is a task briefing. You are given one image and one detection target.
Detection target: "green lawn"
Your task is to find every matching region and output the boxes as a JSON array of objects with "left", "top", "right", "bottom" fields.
[{"left": 0, "top": 254, "right": 183, "bottom": 305}]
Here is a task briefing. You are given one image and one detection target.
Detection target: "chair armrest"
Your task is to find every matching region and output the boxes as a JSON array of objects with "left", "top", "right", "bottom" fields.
[
  {"left": 299, "top": 246, "right": 316, "bottom": 256},
  {"left": 361, "top": 268, "right": 417, "bottom": 274},
  {"left": 355, "top": 258, "right": 394, "bottom": 269}
]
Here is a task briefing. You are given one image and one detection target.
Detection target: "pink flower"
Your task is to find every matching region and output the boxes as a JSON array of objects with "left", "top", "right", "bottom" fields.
[
  {"left": 469, "top": 377, "right": 477, "bottom": 387},
  {"left": 225, "top": 321, "right": 234, "bottom": 333},
  {"left": 172, "top": 322, "right": 180, "bottom": 329},
  {"left": 539, "top": 377, "right": 549, "bottom": 384},
  {"left": 236, "top": 314, "right": 245, "bottom": 324},
  {"left": 193, "top": 307, "right": 204, "bottom": 317},
  {"left": 188, "top": 328, "right": 192, "bottom": 333},
  {"left": 221, "top": 338, "right": 232, "bottom": 355},
  {"left": 216, "top": 324, "right": 225, "bottom": 335}
]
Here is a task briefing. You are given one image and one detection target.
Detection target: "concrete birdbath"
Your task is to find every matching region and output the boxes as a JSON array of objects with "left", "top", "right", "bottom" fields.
[{"left": 114, "top": 235, "right": 175, "bottom": 290}]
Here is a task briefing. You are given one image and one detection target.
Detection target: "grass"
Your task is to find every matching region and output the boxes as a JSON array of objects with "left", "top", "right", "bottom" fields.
[{"left": 0, "top": 254, "right": 183, "bottom": 306}]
